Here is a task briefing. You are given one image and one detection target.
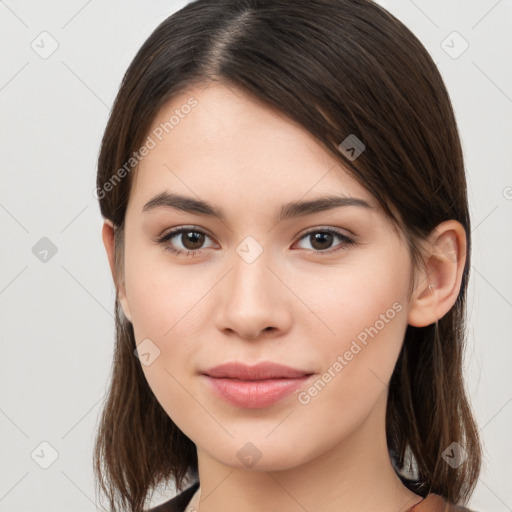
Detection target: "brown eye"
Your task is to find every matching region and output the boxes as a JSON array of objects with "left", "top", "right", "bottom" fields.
[
  {"left": 309, "top": 232, "right": 335, "bottom": 251},
  {"left": 295, "top": 228, "right": 355, "bottom": 254},
  {"left": 179, "top": 231, "right": 205, "bottom": 250},
  {"left": 157, "top": 227, "right": 215, "bottom": 257}
]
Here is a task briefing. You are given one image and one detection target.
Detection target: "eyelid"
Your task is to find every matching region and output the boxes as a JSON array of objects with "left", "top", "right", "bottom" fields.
[
  {"left": 296, "top": 225, "right": 355, "bottom": 241},
  {"left": 157, "top": 224, "right": 215, "bottom": 240}
]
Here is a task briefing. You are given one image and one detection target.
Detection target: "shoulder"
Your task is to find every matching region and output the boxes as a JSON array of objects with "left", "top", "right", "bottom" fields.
[{"left": 146, "top": 481, "right": 200, "bottom": 512}]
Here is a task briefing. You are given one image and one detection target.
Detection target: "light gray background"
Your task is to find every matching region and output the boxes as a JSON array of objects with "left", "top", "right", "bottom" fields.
[{"left": 1, "top": 1, "right": 511, "bottom": 510}]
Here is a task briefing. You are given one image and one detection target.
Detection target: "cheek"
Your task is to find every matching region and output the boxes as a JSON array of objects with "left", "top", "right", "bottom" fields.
[
  {"left": 123, "top": 252, "right": 206, "bottom": 425},
  {"left": 122, "top": 241, "right": 204, "bottom": 390},
  {"left": 298, "top": 245, "right": 411, "bottom": 348},
  {"left": 124, "top": 240, "right": 205, "bottom": 341},
  {"left": 299, "top": 248, "right": 411, "bottom": 420}
]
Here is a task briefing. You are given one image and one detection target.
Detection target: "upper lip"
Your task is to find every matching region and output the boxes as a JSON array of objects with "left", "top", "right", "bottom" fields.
[{"left": 202, "top": 362, "right": 312, "bottom": 380}]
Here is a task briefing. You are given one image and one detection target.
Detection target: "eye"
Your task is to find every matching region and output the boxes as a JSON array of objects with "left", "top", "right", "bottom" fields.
[
  {"left": 294, "top": 228, "right": 355, "bottom": 254},
  {"left": 156, "top": 226, "right": 356, "bottom": 258},
  {"left": 157, "top": 227, "right": 216, "bottom": 257}
]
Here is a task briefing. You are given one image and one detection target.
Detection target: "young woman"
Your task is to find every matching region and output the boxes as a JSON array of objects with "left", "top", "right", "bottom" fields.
[{"left": 94, "top": 1, "right": 482, "bottom": 511}]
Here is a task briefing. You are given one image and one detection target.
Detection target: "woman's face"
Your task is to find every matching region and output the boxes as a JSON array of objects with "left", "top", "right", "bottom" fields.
[{"left": 118, "top": 82, "right": 416, "bottom": 471}]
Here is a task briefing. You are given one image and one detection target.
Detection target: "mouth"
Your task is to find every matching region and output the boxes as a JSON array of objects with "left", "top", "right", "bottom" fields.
[{"left": 200, "top": 361, "right": 314, "bottom": 408}]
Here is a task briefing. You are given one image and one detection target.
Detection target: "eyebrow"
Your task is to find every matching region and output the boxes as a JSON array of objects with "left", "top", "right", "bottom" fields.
[{"left": 142, "top": 191, "right": 373, "bottom": 222}]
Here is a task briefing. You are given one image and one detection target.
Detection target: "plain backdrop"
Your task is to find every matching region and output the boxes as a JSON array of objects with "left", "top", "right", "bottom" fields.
[{"left": 1, "top": 1, "right": 511, "bottom": 510}]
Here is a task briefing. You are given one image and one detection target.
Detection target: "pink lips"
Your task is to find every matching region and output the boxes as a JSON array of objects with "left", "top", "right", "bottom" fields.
[{"left": 201, "top": 362, "right": 313, "bottom": 409}]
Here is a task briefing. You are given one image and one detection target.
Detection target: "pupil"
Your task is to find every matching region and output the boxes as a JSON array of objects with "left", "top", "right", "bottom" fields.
[
  {"left": 184, "top": 231, "right": 204, "bottom": 250},
  {"left": 311, "top": 232, "right": 332, "bottom": 250}
]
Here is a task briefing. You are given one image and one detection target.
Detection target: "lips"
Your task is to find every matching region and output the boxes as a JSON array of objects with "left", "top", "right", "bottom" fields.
[
  {"left": 201, "top": 361, "right": 314, "bottom": 408},
  {"left": 202, "top": 361, "right": 312, "bottom": 380}
]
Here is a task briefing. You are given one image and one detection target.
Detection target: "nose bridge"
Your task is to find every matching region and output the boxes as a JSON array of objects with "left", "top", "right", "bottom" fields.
[
  {"left": 214, "top": 236, "right": 290, "bottom": 338},
  {"left": 229, "top": 236, "right": 277, "bottom": 306}
]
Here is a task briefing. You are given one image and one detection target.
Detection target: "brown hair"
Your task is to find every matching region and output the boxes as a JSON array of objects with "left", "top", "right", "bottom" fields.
[{"left": 94, "top": 1, "right": 481, "bottom": 510}]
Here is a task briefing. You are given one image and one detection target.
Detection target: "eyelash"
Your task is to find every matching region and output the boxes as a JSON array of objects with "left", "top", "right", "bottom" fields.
[{"left": 156, "top": 226, "right": 356, "bottom": 258}]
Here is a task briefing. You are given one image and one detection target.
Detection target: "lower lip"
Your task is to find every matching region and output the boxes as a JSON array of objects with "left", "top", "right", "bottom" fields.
[{"left": 203, "top": 375, "right": 313, "bottom": 408}]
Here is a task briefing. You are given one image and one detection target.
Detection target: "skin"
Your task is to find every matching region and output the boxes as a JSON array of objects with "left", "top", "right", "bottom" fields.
[{"left": 102, "top": 82, "right": 467, "bottom": 512}]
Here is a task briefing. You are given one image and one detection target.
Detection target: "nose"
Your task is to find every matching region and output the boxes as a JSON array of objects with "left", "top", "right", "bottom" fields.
[{"left": 213, "top": 247, "right": 292, "bottom": 341}]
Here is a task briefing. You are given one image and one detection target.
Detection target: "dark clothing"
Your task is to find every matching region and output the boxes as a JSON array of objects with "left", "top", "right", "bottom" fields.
[
  {"left": 147, "top": 482, "right": 199, "bottom": 512},
  {"left": 146, "top": 481, "right": 475, "bottom": 512}
]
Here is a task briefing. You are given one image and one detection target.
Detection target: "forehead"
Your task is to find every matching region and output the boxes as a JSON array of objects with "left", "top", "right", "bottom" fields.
[{"left": 128, "top": 82, "right": 376, "bottom": 218}]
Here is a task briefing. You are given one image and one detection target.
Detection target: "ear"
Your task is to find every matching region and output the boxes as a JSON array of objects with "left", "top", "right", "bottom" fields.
[
  {"left": 407, "top": 220, "right": 467, "bottom": 327},
  {"left": 101, "top": 219, "right": 133, "bottom": 323}
]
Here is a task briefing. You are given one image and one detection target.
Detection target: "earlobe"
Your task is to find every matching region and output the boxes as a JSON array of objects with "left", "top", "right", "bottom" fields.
[
  {"left": 101, "top": 219, "right": 133, "bottom": 323},
  {"left": 407, "top": 220, "right": 467, "bottom": 327}
]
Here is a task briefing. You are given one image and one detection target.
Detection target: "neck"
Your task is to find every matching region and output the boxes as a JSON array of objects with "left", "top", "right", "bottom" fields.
[{"left": 193, "top": 392, "right": 422, "bottom": 512}]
